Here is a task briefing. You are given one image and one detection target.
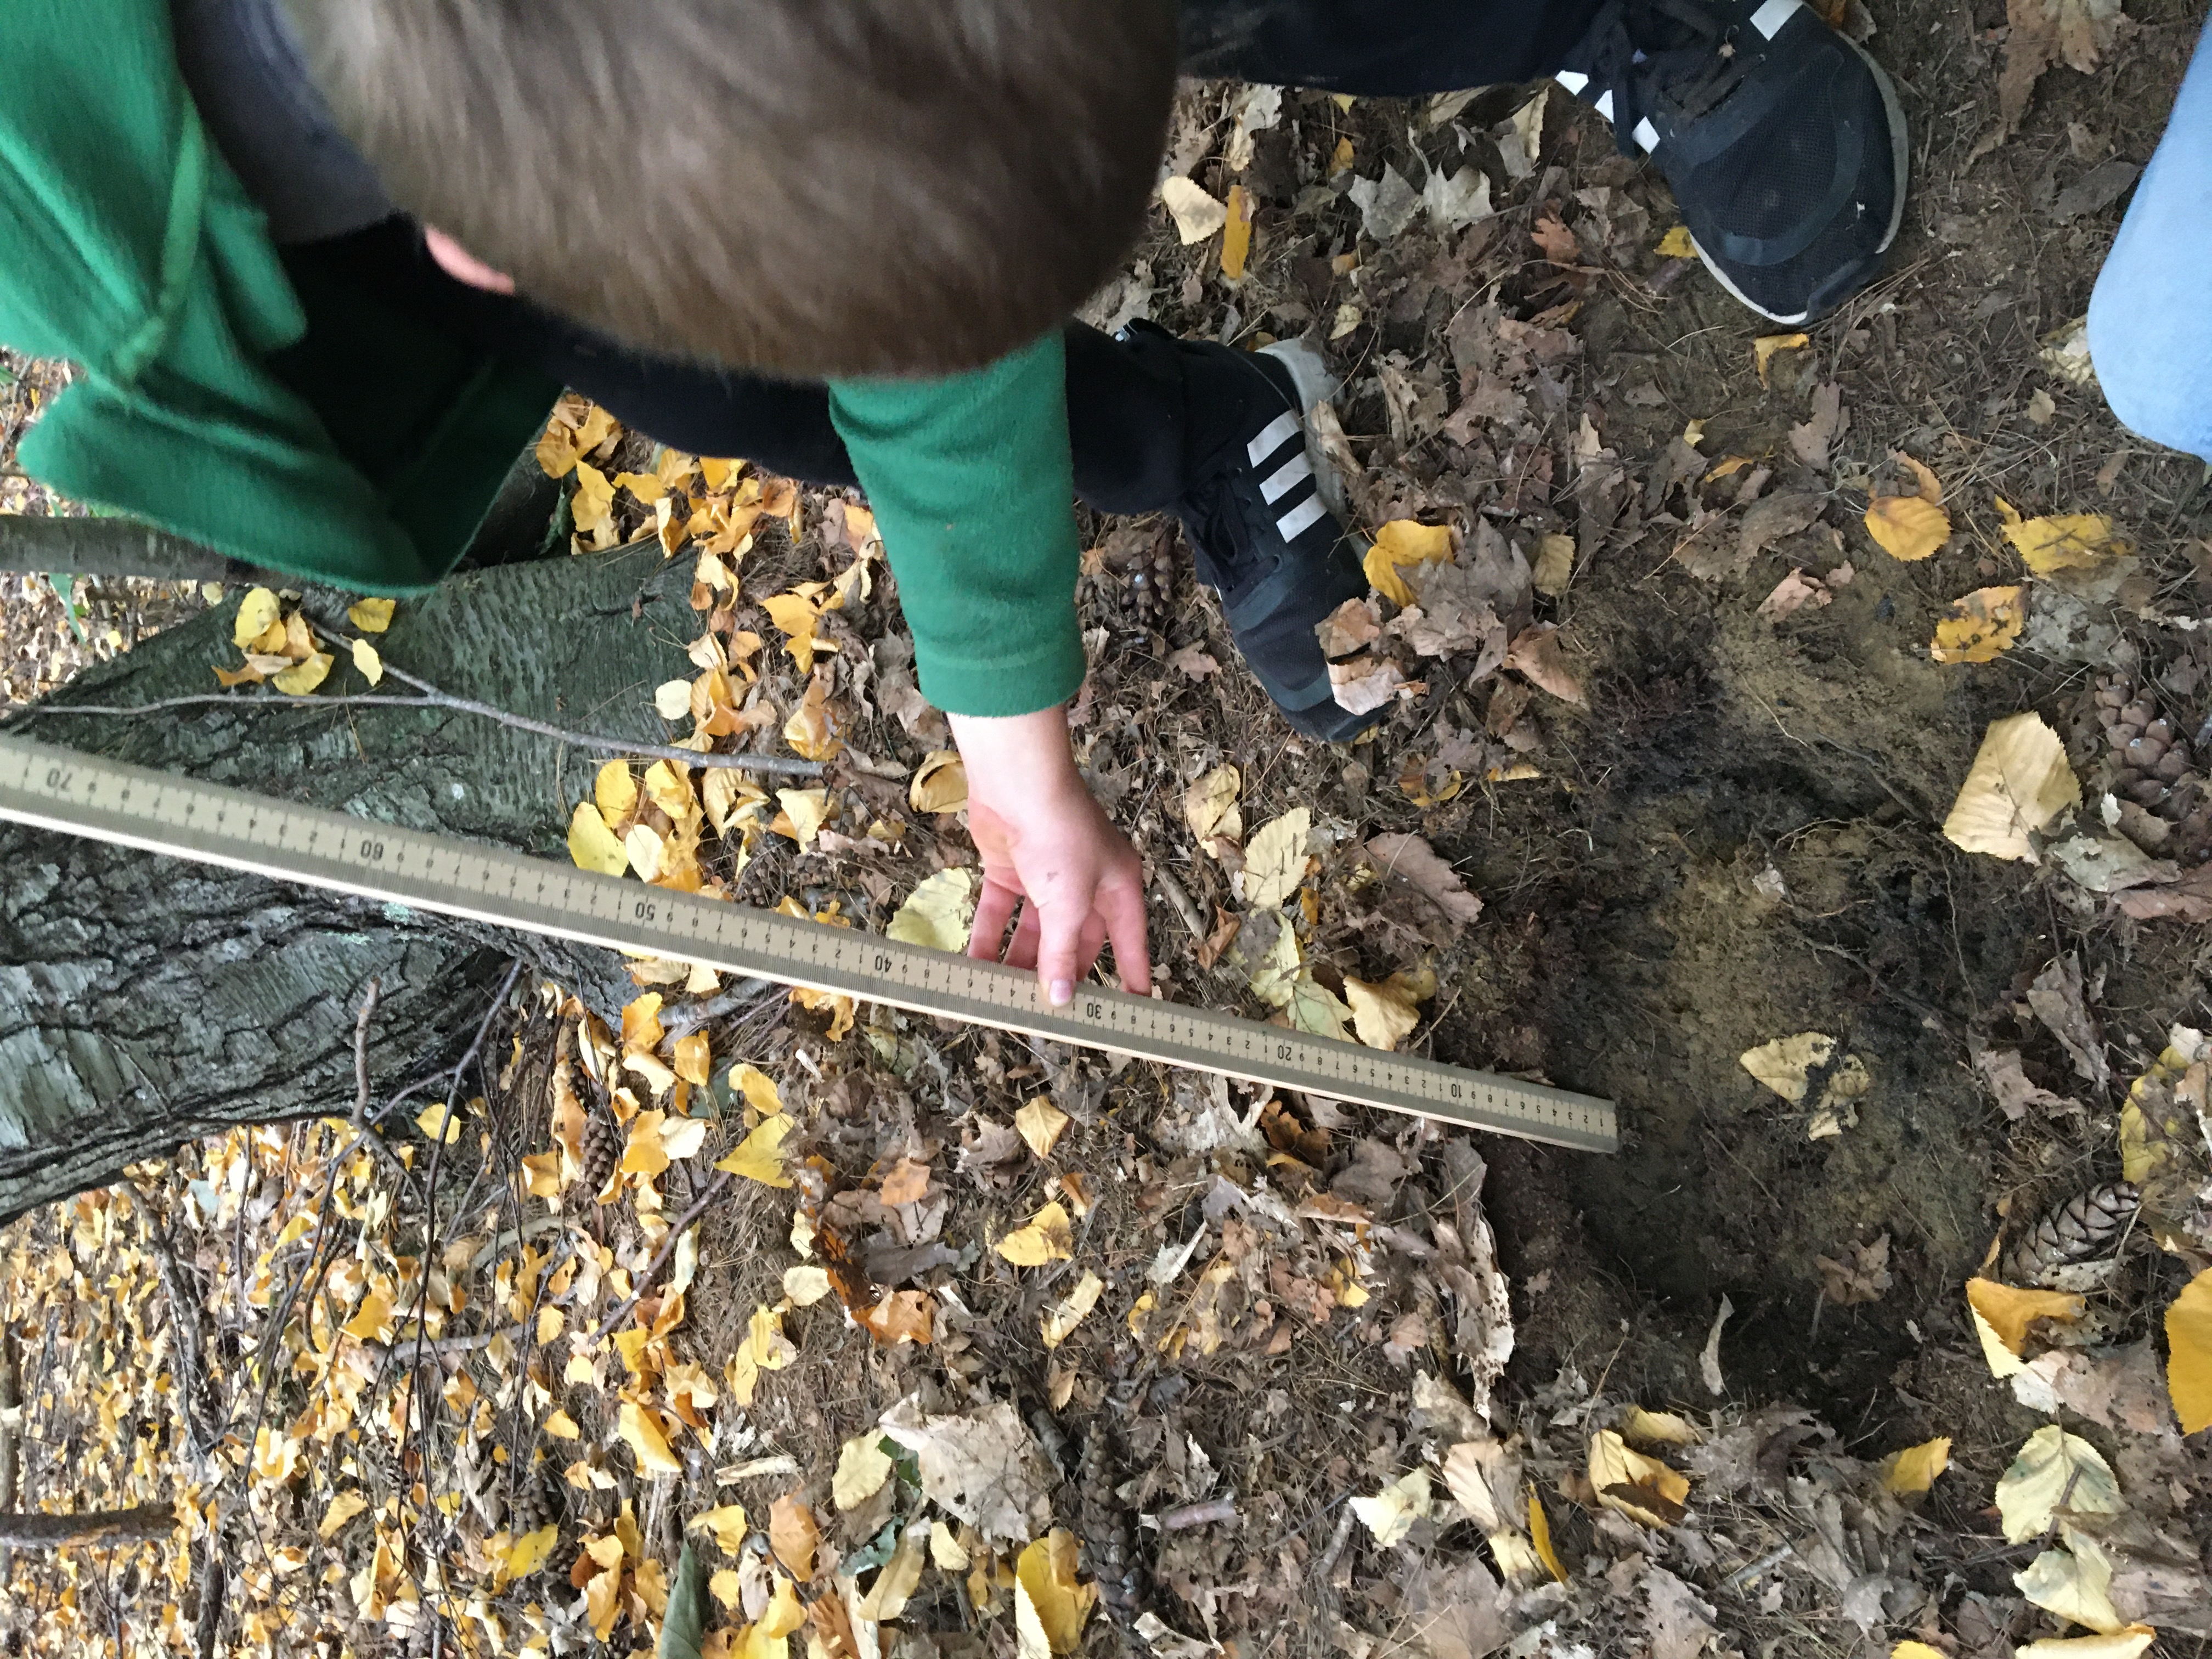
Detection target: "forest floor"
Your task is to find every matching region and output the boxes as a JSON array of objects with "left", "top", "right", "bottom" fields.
[{"left": 1, "top": 0, "right": 2210, "bottom": 1654}]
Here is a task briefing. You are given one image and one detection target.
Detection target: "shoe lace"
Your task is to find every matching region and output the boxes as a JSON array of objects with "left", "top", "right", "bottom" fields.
[{"left": 1582, "top": 0, "right": 1754, "bottom": 157}]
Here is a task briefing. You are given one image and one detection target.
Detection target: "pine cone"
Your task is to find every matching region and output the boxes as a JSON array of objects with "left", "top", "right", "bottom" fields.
[
  {"left": 579, "top": 1106, "right": 620, "bottom": 1201},
  {"left": 1075, "top": 1428, "right": 1147, "bottom": 1627},
  {"left": 1106, "top": 524, "right": 1177, "bottom": 634},
  {"left": 2085, "top": 677, "right": 2211, "bottom": 862},
  {"left": 506, "top": 1472, "right": 557, "bottom": 1545},
  {"left": 2004, "top": 1182, "right": 2140, "bottom": 1284}
]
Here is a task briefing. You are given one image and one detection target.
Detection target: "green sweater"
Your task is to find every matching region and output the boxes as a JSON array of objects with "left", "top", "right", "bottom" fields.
[{"left": 1, "top": 0, "right": 1083, "bottom": 721}]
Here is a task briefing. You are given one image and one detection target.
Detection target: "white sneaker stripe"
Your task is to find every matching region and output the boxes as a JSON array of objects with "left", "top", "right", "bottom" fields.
[
  {"left": 1633, "top": 116, "right": 1661, "bottom": 153},
  {"left": 1594, "top": 89, "right": 1616, "bottom": 123},
  {"left": 1554, "top": 70, "right": 1590, "bottom": 94},
  {"left": 1260, "top": 452, "right": 1312, "bottom": 505},
  {"left": 1246, "top": 411, "right": 1301, "bottom": 468},
  {"left": 1751, "top": 0, "right": 1803, "bottom": 38},
  {"left": 1275, "top": 495, "right": 1328, "bottom": 543}
]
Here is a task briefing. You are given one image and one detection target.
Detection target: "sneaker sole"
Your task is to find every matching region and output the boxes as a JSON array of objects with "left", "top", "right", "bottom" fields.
[{"left": 1687, "top": 40, "right": 1912, "bottom": 325}]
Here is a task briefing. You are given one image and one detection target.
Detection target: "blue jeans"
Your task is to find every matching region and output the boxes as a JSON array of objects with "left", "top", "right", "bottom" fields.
[{"left": 2089, "top": 18, "right": 2212, "bottom": 462}]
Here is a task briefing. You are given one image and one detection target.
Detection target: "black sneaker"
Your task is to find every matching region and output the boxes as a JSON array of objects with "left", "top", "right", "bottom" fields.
[
  {"left": 1556, "top": 0, "right": 1909, "bottom": 323},
  {"left": 1116, "top": 321, "right": 1378, "bottom": 742}
]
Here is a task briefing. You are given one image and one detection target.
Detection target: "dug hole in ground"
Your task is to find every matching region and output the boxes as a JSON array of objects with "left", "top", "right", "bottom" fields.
[{"left": 1, "top": 0, "right": 2211, "bottom": 1652}]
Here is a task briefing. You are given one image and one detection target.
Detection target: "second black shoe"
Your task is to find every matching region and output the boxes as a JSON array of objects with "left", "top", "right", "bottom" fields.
[
  {"left": 1555, "top": 0, "right": 1909, "bottom": 323},
  {"left": 1119, "top": 321, "right": 1378, "bottom": 742}
]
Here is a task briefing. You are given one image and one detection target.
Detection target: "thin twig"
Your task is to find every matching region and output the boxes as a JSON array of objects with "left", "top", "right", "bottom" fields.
[
  {"left": 370, "top": 1324, "right": 527, "bottom": 1363},
  {"left": 352, "top": 978, "right": 382, "bottom": 1126},
  {"left": 590, "top": 1171, "right": 732, "bottom": 1339},
  {"left": 659, "top": 979, "right": 776, "bottom": 1043},
  {"left": 3, "top": 685, "right": 819, "bottom": 778}
]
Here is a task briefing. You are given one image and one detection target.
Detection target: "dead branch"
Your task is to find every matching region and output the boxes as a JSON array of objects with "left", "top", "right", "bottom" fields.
[{"left": 0, "top": 1503, "right": 176, "bottom": 1550}]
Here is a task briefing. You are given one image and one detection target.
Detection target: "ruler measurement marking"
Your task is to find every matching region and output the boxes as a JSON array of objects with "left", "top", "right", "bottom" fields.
[{"left": 0, "top": 734, "right": 1614, "bottom": 1151}]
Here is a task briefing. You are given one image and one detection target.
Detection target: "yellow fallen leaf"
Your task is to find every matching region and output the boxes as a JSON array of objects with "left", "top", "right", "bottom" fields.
[
  {"left": 567, "top": 802, "right": 628, "bottom": 876},
  {"left": 1159, "top": 175, "right": 1228, "bottom": 244},
  {"left": 775, "top": 788, "right": 832, "bottom": 851},
  {"left": 1997, "top": 499, "right": 2132, "bottom": 575},
  {"left": 1041, "top": 1269, "right": 1105, "bottom": 1348},
  {"left": 1350, "top": 1469, "right": 1432, "bottom": 1548},
  {"left": 502, "top": 1522, "right": 558, "bottom": 1581},
  {"left": 929, "top": 1521, "right": 970, "bottom": 1572},
  {"left": 1995, "top": 1425, "right": 2121, "bottom": 1543},
  {"left": 1968, "top": 1277, "right": 2086, "bottom": 1358},
  {"left": 770, "top": 1493, "right": 819, "bottom": 1582},
  {"left": 762, "top": 588, "right": 830, "bottom": 673},
  {"left": 653, "top": 679, "right": 692, "bottom": 721},
  {"left": 1931, "top": 585, "right": 2026, "bottom": 663},
  {"left": 2017, "top": 1530, "right": 2126, "bottom": 1637},
  {"left": 572, "top": 461, "right": 616, "bottom": 538},
  {"left": 2165, "top": 1268, "right": 2212, "bottom": 1434},
  {"left": 2013, "top": 1629, "right": 2156, "bottom": 1659},
  {"left": 791, "top": 987, "right": 854, "bottom": 1041},
  {"left": 996, "top": 1200, "right": 1074, "bottom": 1266},
  {"left": 1588, "top": 1430, "right": 1689, "bottom": 1529},
  {"left": 1880, "top": 1437, "right": 1951, "bottom": 1494},
  {"left": 783, "top": 668, "right": 841, "bottom": 761},
  {"left": 1244, "top": 806, "right": 1313, "bottom": 909},
  {"left": 346, "top": 597, "right": 396, "bottom": 634},
  {"left": 1893, "top": 1646, "right": 1949, "bottom": 1659},
  {"left": 1655, "top": 224, "right": 1697, "bottom": 258},
  {"left": 909, "top": 750, "right": 969, "bottom": 815},
  {"left": 674, "top": 1030, "right": 712, "bottom": 1087},
  {"left": 318, "top": 1491, "right": 370, "bottom": 1540},
  {"left": 1344, "top": 972, "right": 1430, "bottom": 1051},
  {"left": 1014, "top": 1531, "right": 1098, "bottom": 1655},
  {"left": 272, "top": 651, "right": 333, "bottom": 696},
  {"left": 1528, "top": 1488, "right": 1566, "bottom": 1583},
  {"left": 887, "top": 868, "right": 976, "bottom": 953},
  {"left": 415, "top": 1101, "right": 462, "bottom": 1146},
  {"left": 350, "top": 638, "right": 384, "bottom": 687},
  {"left": 1363, "top": 520, "right": 1455, "bottom": 606},
  {"left": 729, "top": 1063, "right": 783, "bottom": 1116},
  {"left": 1738, "top": 1032, "right": 1836, "bottom": 1104},
  {"left": 833, "top": 1435, "right": 894, "bottom": 1511},
  {"left": 1183, "top": 763, "right": 1243, "bottom": 845},
  {"left": 1754, "top": 332, "right": 1810, "bottom": 387},
  {"left": 622, "top": 991, "right": 665, "bottom": 1052},
  {"left": 544, "top": 1409, "right": 580, "bottom": 1440},
  {"left": 1015, "top": 1097, "right": 1070, "bottom": 1159},
  {"left": 1942, "top": 713, "right": 2080, "bottom": 862},
  {"left": 709, "top": 1568, "right": 743, "bottom": 1612},
  {"left": 618, "top": 1401, "right": 684, "bottom": 1475},
  {"left": 687, "top": 1504, "right": 749, "bottom": 1554},
  {"left": 1865, "top": 494, "right": 1953, "bottom": 562},
  {"left": 595, "top": 760, "right": 638, "bottom": 830},
  {"left": 520, "top": 1151, "right": 562, "bottom": 1198},
  {"left": 784, "top": 1264, "right": 831, "bottom": 1305},
  {"left": 1621, "top": 1408, "right": 1701, "bottom": 1448},
  {"left": 758, "top": 1575, "right": 807, "bottom": 1639},
  {"left": 1221, "top": 184, "right": 1254, "bottom": 280},
  {"left": 233, "top": 588, "right": 281, "bottom": 649},
  {"left": 716, "top": 1113, "right": 795, "bottom": 1186}
]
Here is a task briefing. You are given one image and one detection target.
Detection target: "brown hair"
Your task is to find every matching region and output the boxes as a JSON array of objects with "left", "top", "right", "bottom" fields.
[{"left": 284, "top": 1, "right": 1179, "bottom": 378}]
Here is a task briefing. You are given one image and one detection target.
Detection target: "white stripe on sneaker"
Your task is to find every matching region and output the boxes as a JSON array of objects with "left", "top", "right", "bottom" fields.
[
  {"left": 1275, "top": 494, "right": 1328, "bottom": 543},
  {"left": 1633, "top": 116, "right": 1660, "bottom": 152},
  {"left": 1594, "top": 89, "right": 1616, "bottom": 122},
  {"left": 1751, "top": 0, "right": 1803, "bottom": 37},
  {"left": 1246, "top": 412, "right": 1300, "bottom": 467},
  {"left": 1554, "top": 70, "right": 1590, "bottom": 94},
  {"left": 1260, "top": 452, "right": 1312, "bottom": 505}
]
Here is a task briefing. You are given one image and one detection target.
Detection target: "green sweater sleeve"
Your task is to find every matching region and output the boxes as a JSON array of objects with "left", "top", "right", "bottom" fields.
[{"left": 827, "top": 332, "right": 1085, "bottom": 718}]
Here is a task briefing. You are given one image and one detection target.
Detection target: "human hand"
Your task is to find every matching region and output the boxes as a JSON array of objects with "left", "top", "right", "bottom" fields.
[{"left": 949, "top": 708, "right": 1151, "bottom": 1006}]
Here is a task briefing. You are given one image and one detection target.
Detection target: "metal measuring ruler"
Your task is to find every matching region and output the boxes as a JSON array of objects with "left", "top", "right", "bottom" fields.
[{"left": 0, "top": 733, "right": 1616, "bottom": 1152}]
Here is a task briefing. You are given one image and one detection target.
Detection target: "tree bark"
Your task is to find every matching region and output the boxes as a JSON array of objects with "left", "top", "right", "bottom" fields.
[
  {"left": 0, "top": 541, "right": 726, "bottom": 1222},
  {"left": 0, "top": 1502, "right": 174, "bottom": 1549}
]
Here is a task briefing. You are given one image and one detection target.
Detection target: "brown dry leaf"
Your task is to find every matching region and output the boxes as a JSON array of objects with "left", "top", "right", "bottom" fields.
[
  {"left": 910, "top": 751, "right": 969, "bottom": 814},
  {"left": 1757, "top": 568, "right": 1833, "bottom": 622},
  {"left": 1364, "top": 832, "right": 1484, "bottom": 929},
  {"left": 1530, "top": 212, "right": 1579, "bottom": 266},
  {"left": 1754, "top": 332, "right": 1810, "bottom": 386},
  {"left": 769, "top": 1493, "right": 820, "bottom": 1582},
  {"left": 1814, "top": 1233, "right": 1893, "bottom": 1304},
  {"left": 1329, "top": 653, "right": 1413, "bottom": 715},
  {"left": 2000, "top": 0, "right": 2130, "bottom": 134},
  {"left": 1942, "top": 713, "right": 2080, "bottom": 861},
  {"left": 1500, "top": 627, "right": 1584, "bottom": 707},
  {"left": 1197, "top": 906, "right": 1242, "bottom": 969},
  {"left": 1932, "top": 586, "right": 2027, "bottom": 663},
  {"left": 1787, "top": 381, "right": 1848, "bottom": 471},
  {"left": 1317, "top": 596, "right": 1383, "bottom": 658},
  {"left": 879, "top": 1158, "right": 933, "bottom": 1206}
]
